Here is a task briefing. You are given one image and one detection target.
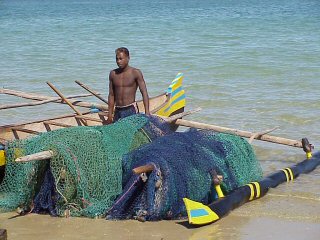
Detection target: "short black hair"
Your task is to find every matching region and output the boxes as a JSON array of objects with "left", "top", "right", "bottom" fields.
[{"left": 115, "top": 47, "right": 130, "bottom": 57}]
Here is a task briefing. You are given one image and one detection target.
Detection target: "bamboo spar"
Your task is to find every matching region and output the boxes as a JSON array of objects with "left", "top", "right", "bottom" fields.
[
  {"left": 75, "top": 80, "right": 108, "bottom": 104},
  {"left": 0, "top": 88, "right": 108, "bottom": 110},
  {"left": 47, "top": 82, "right": 83, "bottom": 116},
  {"left": 15, "top": 150, "right": 54, "bottom": 162},
  {"left": 175, "top": 119, "right": 303, "bottom": 148},
  {"left": 0, "top": 93, "right": 99, "bottom": 110},
  {"left": 163, "top": 108, "right": 201, "bottom": 123},
  {"left": 47, "top": 82, "right": 87, "bottom": 126}
]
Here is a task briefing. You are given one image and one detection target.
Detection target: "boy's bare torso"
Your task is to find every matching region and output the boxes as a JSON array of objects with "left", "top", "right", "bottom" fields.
[{"left": 110, "top": 67, "right": 139, "bottom": 106}]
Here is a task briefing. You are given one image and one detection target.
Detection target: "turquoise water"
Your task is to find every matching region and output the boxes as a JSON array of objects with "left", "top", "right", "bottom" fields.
[
  {"left": 0, "top": 1, "right": 320, "bottom": 238},
  {"left": 1, "top": 0, "right": 319, "bottom": 155}
]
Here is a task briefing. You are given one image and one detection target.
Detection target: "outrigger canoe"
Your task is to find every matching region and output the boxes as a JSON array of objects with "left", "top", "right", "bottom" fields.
[
  {"left": 1, "top": 72, "right": 319, "bottom": 226},
  {"left": 0, "top": 73, "right": 186, "bottom": 182}
]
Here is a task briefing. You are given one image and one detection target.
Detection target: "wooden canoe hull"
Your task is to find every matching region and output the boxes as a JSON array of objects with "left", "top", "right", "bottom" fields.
[
  {"left": 0, "top": 93, "right": 168, "bottom": 142},
  {"left": 0, "top": 73, "right": 185, "bottom": 142},
  {"left": 0, "top": 73, "right": 186, "bottom": 182}
]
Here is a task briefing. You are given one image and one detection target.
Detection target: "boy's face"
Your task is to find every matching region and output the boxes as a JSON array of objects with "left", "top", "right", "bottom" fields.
[{"left": 116, "top": 52, "right": 129, "bottom": 69}]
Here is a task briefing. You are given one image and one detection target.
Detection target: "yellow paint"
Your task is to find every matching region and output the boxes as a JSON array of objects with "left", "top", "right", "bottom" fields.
[
  {"left": 281, "top": 168, "right": 294, "bottom": 182},
  {"left": 247, "top": 183, "right": 255, "bottom": 200},
  {"left": 183, "top": 198, "right": 219, "bottom": 225},
  {"left": 0, "top": 150, "right": 5, "bottom": 166},
  {"left": 252, "top": 182, "right": 261, "bottom": 198},
  {"left": 306, "top": 152, "right": 312, "bottom": 159},
  {"left": 168, "top": 73, "right": 183, "bottom": 91},
  {"left": 281, "top": 169, "right": 290, "bottom": 182},
  {"left": 214, "top": 185, "right": 224, "bottom": 198},
  {"left": 285, "top": 168, "right": 294, "bottom": 181},
  {"left": 170, "top": 88, "right": 185, "bottom": 103}
]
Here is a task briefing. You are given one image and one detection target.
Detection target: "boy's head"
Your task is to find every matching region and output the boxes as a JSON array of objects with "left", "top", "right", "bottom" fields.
[
  {"left": 115, "top": 47, "right": 130, "bottom": 57},
  {"left": 115, "top": 47, "right": 130, "bottom": 69}
]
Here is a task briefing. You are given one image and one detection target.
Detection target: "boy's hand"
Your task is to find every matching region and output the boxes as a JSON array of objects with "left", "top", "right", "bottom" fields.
[{"left": 106, "top": 116, "right": 113, "bottom": 124}]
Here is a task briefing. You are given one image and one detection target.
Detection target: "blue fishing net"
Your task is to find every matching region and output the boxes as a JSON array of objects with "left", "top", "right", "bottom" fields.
[{"left": 107, "top": 129, "right": 263, "bottom": 220}]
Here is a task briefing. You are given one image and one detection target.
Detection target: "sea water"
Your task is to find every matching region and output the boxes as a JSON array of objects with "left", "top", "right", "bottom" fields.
[{"left": 1, "top": 0, "right": 319, "bottom": 151}]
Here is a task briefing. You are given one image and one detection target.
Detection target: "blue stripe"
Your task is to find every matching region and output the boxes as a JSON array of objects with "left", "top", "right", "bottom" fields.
[
  {"left": 167, "top": 74, "right": 183, "bottom": 93},
  {"left": 171, "top": 86, "right": 183, "bottom": 97},
  {"left": 190, "top": 209, "right": 209, "bottom": 218},
  {"left": 164, "top": 95, "right": 186, "bottom": 112}
]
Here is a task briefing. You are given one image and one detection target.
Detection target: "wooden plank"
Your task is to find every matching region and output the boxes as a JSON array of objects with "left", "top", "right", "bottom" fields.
[
  {"left": 11, "top": 127, "right": 40, "bottom": 135},
  {"left": 43, "top": 121, "right": 74, "bottom": 128},
  {"left": 11, "top": 127, "right": 40, "bottom": 139},
  {"left": 98, "top": 111, "right": 108, "bottom": 116},
  {"left": 74, "top": 115, "right": 103, "bottom": 123}
]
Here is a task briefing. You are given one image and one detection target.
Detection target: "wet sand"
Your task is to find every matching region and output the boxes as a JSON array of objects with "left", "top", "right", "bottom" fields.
[{"left": 1, "top": 182, "right": 319, "bottom": 240}]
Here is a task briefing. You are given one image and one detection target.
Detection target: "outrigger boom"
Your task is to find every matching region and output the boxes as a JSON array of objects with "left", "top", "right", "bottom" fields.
[{"left": 183, "top": 138, "right": 318, "bottom": 226}]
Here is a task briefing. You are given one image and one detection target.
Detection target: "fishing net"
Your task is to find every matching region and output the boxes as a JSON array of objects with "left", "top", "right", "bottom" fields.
[
  {"left": 0, "top": 114, "right": 262, "bottom": 220},
  {"left": 0, "top": 114, "right": 171, "bottom": 218},
  {"left": 107, "top": 129, "right": 263, "bottom": 220}
]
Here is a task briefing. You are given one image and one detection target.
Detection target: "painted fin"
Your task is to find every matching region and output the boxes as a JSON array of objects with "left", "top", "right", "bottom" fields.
[
  {"left": 183, "top": 198, "right": 220, "bottom": 225},
  {"left": 156, "top": 73, "right": 185, "bottom": 117}
]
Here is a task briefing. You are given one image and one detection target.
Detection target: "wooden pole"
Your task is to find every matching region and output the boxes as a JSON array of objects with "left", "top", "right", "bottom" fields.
[
  {"left": 163, "top": 107, "right": 202, "bottom": 123},
  {"left": 132, "top": 164, "right": 154, "bottom": 174},
  {"left": 15, "top": 150, "right": 54, "bottom": 162},
  {"left": 248, "top": 126, "right": 279, "bottom": 144},
  {"left": 75, "top": 80, "right": 108, "bottom": 104},
  {"left": 175, "top": 119, "right": 303, "bottom": 148},
  {"left": 0, "top": 93, "right": 96, "bottom": 110},
  {"left": 47, "top": 82, "right": 87, "bottom": 125},
  {"left": 47, "top": 82, "right": 83, "bottom": 116},
  {"left": 0, "top": 88, "right": 108, "bottom": 111}
]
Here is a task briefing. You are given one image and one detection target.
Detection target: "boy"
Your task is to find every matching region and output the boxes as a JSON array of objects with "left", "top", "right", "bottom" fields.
[{"left": 107, "top": 47, "right": 150, "bottom": 123}]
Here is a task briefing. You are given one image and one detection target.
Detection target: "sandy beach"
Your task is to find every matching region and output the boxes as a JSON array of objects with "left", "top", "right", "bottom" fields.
[{"left": 1, "top": 182, "right": 319, "bottom": 240}]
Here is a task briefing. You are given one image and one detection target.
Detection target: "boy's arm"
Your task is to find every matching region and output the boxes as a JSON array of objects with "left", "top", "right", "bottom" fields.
[
  {"left": 136, "top": 69, "right": 150, "bottom": 115},
  {"left": 107, "top": 72, "right": 115, "bottom": 124}
]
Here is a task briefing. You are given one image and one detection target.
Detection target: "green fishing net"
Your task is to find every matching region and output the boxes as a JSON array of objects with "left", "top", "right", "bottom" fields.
[{"left": 0, "top": 115, "right": 153, "bottom": 217}]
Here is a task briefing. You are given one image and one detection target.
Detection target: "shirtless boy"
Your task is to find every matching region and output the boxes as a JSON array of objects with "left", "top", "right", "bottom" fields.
[{"left": 107, "top": 47, "right": 150, "bottom": 123}]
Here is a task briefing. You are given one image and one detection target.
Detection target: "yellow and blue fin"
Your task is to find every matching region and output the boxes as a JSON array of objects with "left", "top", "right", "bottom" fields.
[
  {"left": 156, "top": 72, "right": 185, "bottom": 117},
  {"left": 183, "top": 198, "right": 220, "bottom": 225}
]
